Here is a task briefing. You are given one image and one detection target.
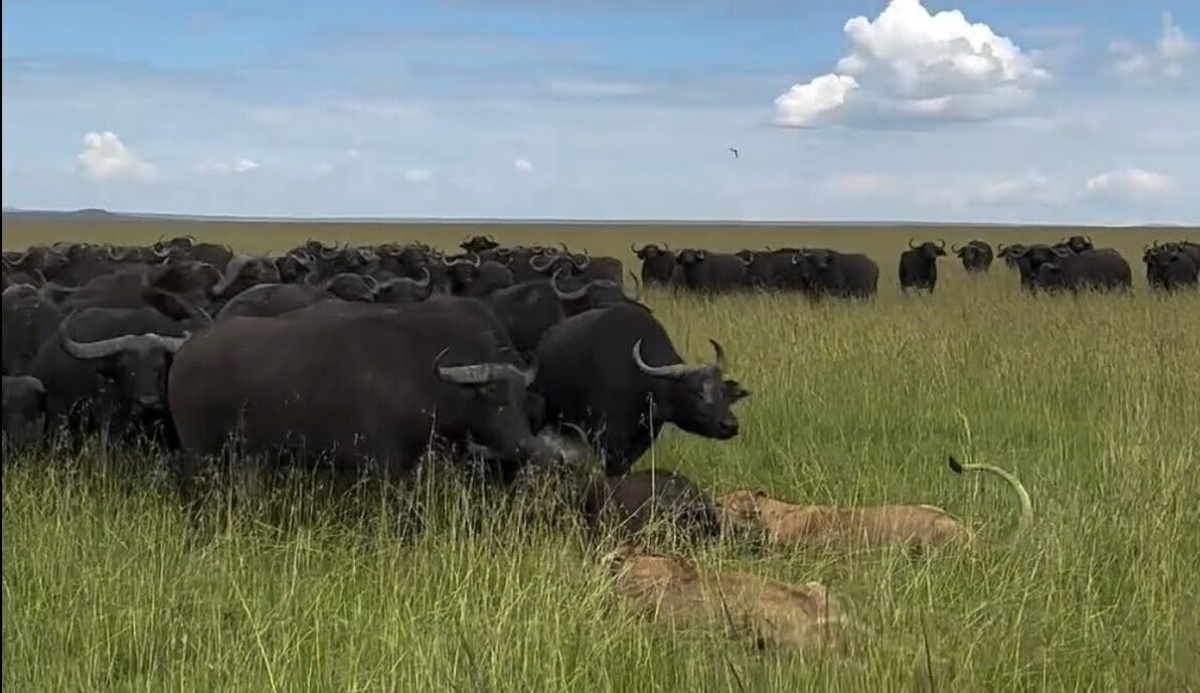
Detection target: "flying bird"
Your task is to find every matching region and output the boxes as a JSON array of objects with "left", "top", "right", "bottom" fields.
[{"left": 729, "top": 147, "right": 739, "bottom": 159}]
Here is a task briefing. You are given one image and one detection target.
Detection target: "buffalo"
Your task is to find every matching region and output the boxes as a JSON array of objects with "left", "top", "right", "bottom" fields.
[
  {"left": 2, "top": 375, "right": 48, "bottom": 450},
  {"left": 168, "top": 300, "right": 563, "bottom": 488},
  {"left": 898, "top": 239, "right": 947, "bottom": 293},
  {"left": 28, "top": 307, "right": 190, "bottom": 446},
  {"left": 952, "top": 240, "right": 994, "bottom": 273},
  {"left": 790, "top": 250, "right": 879, "bottom": 299},
  {"left": 1143, "top": 242, "right": 1199, "bottom": 292},
  {"left": 532, "top": 303, "right": 749, "bottom": 477},
  {"left": 1032, "top": 248, "right": 1133, "bottom": 294},
  {"left": 632, "top": 243, "right": 677, "bottom": 287}
]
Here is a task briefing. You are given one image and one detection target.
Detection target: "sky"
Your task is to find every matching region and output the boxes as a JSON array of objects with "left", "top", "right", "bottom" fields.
[{"left": 2, "top": 0, "right": 1198, "bottom": 224}]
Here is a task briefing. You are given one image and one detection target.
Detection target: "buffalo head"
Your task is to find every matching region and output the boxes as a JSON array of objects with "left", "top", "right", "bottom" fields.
[{"left": 631, "top": 338, "right": 748, "bottom": 441}]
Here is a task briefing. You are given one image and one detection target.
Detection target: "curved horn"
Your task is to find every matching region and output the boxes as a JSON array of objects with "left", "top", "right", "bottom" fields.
[
  {"left": 379, "top": 266, "right": 433, "bottom": 292},
  {"left": 951, "top": 242, "right": 963, "bottom": 253},
  {"left": 631, "top": 339, "right": 705, "bottom": 378},
  {"left": 571, "top": 253, "right": 591, "bottom": 270},
  {"left": 740, "top": 252, "right": 754, "bottom": 266},
  {"left": 468, "top": 251, "right": 481, "bottom": 268},
  {"left": 937, "top": 238, "right": 947, "bottom": 250},
  {"left": 551, "top": 267, "right": 589, "bottom": 301},
  {"left": 61, "top": 329, "right": 191, "bottom": 360},
  {"left": 153, "top": 246, "right": 172, "bottom": 258},
  {"left": 528, "top": 253, "right": 558, "bottom": 273},
  {"left": 908, "top": 237, "right": 920, "bottom": 250},
  {"left": 409, "top": 266, "right": 432, "bottom": 287},
  {"left": 559, "top": 242, "right": 570, "bottom": 254},
  {"left": 433, "top": 348, "right": 537, "bottom": 386},
  {"left": 626, "top": 271, "right": 642, "bottom": 302},
  {"left": 362, "top": 274, "right": 381, "bottom": 293},
  {"left": 1051, "top": 246, "right": 1072, "bottom": 257},
  {"left": 212, "top": 255, "right": 252, "bottom": 296},
  {"left": 709, "top": 338, "right": 727, "bottom": 370},
  {"left": 630, "top": 242, "right": 643, "bottom": 255},
  {"left": 561, "top": 422, "right": 590, "bottom": 443}
]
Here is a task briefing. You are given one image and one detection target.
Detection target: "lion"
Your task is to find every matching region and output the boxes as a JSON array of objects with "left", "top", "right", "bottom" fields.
[
  {"left": 715, "top": 456, "right": 1034, "bottom": 554},
  {"left": 601, "top": 542, "right": 846, "bottom": 653}
]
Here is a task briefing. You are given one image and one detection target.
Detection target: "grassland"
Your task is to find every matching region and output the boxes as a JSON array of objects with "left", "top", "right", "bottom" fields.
[{"left": 4, "top": 218, "right": 1200, "bottom": 692}]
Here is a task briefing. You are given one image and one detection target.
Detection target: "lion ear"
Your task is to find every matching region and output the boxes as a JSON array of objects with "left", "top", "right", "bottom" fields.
[{"left": 754, "top": 489, "right": 768, "bottom": 498}]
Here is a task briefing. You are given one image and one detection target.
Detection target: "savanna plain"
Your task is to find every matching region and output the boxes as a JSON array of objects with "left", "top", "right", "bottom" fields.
[{"left": 3, "top": 219, "right": 1199, "bottom": 692}]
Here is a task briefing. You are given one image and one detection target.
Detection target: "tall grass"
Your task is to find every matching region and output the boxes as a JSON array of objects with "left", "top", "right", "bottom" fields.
[{"left": 4, "top": 221, "right": 1199, "bottom": 691}]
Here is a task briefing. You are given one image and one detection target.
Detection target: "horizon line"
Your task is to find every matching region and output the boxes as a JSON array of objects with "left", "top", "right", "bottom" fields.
[{"left": 1, "top": 207, "right": 1192, "bottom": 229}]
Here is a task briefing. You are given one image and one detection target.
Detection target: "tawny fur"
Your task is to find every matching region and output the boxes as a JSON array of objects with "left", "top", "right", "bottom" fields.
[
  {"left": 717, "top": 490, "right": 973, "bottom": 551},
  {"left": 715, "top": 457, "right": 1034, "bottom": 554},
  {"left": 602, "top": 542, "right": 846, "bottom": 653}
]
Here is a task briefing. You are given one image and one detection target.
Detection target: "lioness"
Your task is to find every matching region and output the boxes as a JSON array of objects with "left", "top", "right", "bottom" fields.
[
  {"left": 716, "top": 456, "right": 1033, "bottom": 553},
  {"left": 602, "top": 542, "right": 846, "bottom": 653}
]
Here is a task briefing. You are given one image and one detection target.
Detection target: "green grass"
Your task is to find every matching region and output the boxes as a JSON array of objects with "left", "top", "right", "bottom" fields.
[{"left": 4, "top": 220, "right": 1200, "bottom": 692}]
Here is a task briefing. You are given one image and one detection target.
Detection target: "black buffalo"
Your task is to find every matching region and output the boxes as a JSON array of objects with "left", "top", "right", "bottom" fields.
[
  {"left": 898, "top": 239, "right": 947, "bottom": 293},
  {"left": 2, "top": 375, "right": 48, "bottom": 450},
  {"left": 790, "top": 249, "right": 879, "bottom": 299},
  {"left": 3, "top": 284, "right": 66, "bottom": 376},
  {"left": 952, "top": 240, "right": 994, "bottom": 273},
  {"left": 675, "top": 250, "right": 748, "bottom": 293},
  {"left": 1032, "top": 248, "right": 1133, "bottom": 294},
  {"left": 532, "top": 303, "right": 749, "bottom": 477},
  {"left": 215, "top": 283, "right": 341, "bottom": 321},
  {"left": 632, "top": 243, "right": 677, "bottom": 287},
  {"left": 580, "top": 468, "right": 720, "bottom": 542},
  {"left": 168, "top": 301, "right": 562, "bottom": 486},
  {"left": 1142, "top": 242, "right": 1199, "bottom": 292},
  {"left": 28, "top": 307, "right": 190, "bottom": 445}
]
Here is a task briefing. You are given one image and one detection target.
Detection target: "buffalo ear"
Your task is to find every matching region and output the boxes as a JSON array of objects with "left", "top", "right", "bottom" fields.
[{"left": 724, "top": 379, "right": 750, "bottom": 402}]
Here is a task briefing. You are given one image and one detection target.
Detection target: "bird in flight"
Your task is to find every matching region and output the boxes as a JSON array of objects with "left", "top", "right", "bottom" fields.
[{"left": 729, "top": 147, "right": 739, "bottom": 159}]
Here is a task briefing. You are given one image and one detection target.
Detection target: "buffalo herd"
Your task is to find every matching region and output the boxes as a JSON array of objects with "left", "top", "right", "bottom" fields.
[
  {"left": 2, "top": 231, "right": 1197, "bottom": 499},
  {"left": 635, "top": 234, "right": 1197, "bottom": 297}
]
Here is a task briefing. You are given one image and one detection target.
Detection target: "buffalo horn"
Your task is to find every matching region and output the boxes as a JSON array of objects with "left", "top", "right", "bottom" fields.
[
  {"left": 61, "top": 330, "right": 191, "bottom": 359},
  {"left": 434, "top": 348, "right": 537, "bottom": 387},
  {"left": 550, "top": 267, "right": 589, "bottom": 301},
  {"left": 631, "top": 339, "right": 706, "bottom": 378}
]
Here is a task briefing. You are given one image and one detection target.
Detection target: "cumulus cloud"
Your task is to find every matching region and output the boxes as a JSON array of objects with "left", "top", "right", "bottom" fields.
[
  {"left": 195, "top": 158, "right": 260, "bottom": 176},
  {"left": 775, "top": 0, "right": 1050, "bottom": 128},
  {"left": 1110, "top": 12, "right": 1196, "bottom": 82},
  {"left": 514, "top": 158, "right": 534, "bottom": 173},
  {"left": 1084, "top": 168, "right": 1177, "bottom": 202},
  {"left": 403, "top": 168, "right": 432, "bottom": 184},
  {"left": 73, "top": 131, "right": 157, "bottom": 182}
]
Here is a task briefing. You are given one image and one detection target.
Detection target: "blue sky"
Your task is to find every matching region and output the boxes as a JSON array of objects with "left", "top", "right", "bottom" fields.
[{"left": 3, "top": 0, "right": 1197, "bottom": 223}]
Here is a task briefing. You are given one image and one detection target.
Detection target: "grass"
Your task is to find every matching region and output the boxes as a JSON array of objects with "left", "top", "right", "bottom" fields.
[{"left": 4, "top": 219, "right": 1200, "bottom": 692}]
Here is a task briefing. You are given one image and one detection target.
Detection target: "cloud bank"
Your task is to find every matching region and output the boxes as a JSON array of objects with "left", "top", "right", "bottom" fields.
[{"left": 2, "top": 1, "right": 1197, "bottom": 224}]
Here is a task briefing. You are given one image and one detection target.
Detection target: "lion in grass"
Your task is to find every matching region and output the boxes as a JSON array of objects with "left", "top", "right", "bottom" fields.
[
  {"left": 715, "top": 456, "right": 1034, "bottom": 555},
  {"left": 601, "top": 542, "right": 847, "bottom": 654}
]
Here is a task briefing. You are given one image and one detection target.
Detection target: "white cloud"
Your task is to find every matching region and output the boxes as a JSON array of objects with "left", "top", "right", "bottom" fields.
[
  {"left": 195, "top": 158, "right": 260, "bottom": 176},
  {"left": 73, "top": 131, "right": 157, "bottom": 182},
  {"left": 937, "top": 169, "right": 1071, "bottom": 208},
  {"left": 775, "top": 0, "right": 1050, "bottom": 128},
  {"left": 1110, "top": 12, "right": 1196, "bottom": 82},
  {"left": 514, "top": 158, "right": 534, "bottom": 173},
  {"left": 403, "top": 167, "right": 432, "bottom": 184},
  {"left": 1084, "top": 168, "right": 1177, "bottom": 202}
]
